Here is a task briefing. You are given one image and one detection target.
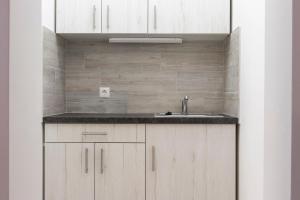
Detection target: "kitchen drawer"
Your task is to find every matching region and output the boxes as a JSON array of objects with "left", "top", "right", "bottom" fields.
[{"left": 45, "top": 124, "right": 145, "bottom": 143}]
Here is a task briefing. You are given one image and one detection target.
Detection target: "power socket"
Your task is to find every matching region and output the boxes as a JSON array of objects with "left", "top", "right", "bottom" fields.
[{"left": 99, "top": 87, "right": 111, "bottom": 98}]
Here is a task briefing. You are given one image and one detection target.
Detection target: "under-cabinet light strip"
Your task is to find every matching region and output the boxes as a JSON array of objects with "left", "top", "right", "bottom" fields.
[{"left": 108, "top": 38, "right": 183, "bottom": 44}]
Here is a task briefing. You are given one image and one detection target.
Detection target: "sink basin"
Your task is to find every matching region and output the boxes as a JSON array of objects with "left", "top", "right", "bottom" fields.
[{"left": 154, "top": 113, "right": 225, "bottom": 118}]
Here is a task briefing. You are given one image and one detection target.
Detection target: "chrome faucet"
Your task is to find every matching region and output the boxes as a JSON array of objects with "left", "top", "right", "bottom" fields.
[{"left": 181, "top": 96, "right": 189, "bottom": 115}]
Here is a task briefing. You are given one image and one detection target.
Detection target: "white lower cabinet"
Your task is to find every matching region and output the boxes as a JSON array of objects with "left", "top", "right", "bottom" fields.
[
  {"left": 206, "top": 125, "right": 236, "bottom": 200},
  {"left": 95, "top": 143, "right": 145, "bottom": 200},
  {"left": 146, "top": 125, "right": 207, "bottom": 200},
  {"left": 45, "top": 143, "right": 94, "bottom": 200},
  {"left": 44, "top": 124, "right": 235, "bottom": 200},
  {"left": 146, "top": 124, "right": 236, "bottom": 200}
]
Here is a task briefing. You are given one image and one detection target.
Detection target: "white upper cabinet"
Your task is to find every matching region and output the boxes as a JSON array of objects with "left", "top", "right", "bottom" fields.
[
  {"left": 102, "top": 0, "right": 148, "bottom": 33},
  {"left": 148, "top": 0, "right": 230, "bottom": 34},
  {"left": 56, "top": 0, "right": 230, "bottom": 34},
  {"left": 56, "top": 0, "right": 101, "bottom": 33}
]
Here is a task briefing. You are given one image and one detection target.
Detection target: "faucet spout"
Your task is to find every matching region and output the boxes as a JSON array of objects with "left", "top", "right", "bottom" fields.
[{"left": 181, "top": 96, "right": 189, "bottom": 115}]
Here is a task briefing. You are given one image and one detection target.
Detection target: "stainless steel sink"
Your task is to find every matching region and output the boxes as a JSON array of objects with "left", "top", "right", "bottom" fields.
[{"left": 154, "top": 113, "right": 225, "bottom": 118}]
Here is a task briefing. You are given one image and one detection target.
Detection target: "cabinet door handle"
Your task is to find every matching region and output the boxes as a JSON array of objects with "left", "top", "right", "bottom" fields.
[
  {"left": 93, "top": 5, "right": 96, "bottom": 30},
  {"left": 154, "top": 6, "right": 157, "bottom": 30},
  {"left": 85, "top": 148, "right": 89, "bottom": 174},
  {"left": 100, "top": 148, "right": 104, "bottom": 174},
  {"left": 107, "top": 5, "right": 110, "bottom": 30},
  {"left": 82, "top": 131, "right": 108, "bottom": 136},
  {"left": 152, "top": 146, "right": 156, "bottom": 171}
]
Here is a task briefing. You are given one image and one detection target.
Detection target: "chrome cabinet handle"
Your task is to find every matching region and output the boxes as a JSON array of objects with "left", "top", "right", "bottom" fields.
[
  {"left": 107, "top": 5, "right": 110, "bottom": 30},
  {"left": 100, "top": 148, "right": 104, "bottom": 174},
  {"left": 154, "top": 6, "right": 157, "bottom": 30},
  {"left": 93, "top": 5, "right": 96, "bottom": 30},
  {"left": 152, "top": 146, "right": 156, "bottom": 171},
  {"left": 85, "top": 148, "right": 89, "bottom": 174},
  {"left": 82, "top": 131, "right": 108, "bottom": 136}
]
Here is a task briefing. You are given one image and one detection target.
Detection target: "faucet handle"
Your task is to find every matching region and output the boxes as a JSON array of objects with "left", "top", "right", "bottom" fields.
[{"left": 184, "top": 96, "right": 189, "bottom": 100}]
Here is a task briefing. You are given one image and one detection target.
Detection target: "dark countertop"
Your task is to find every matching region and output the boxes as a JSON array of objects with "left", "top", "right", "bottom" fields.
[{"left": 43, "top": 113, "right": 238, "bottom": 124}]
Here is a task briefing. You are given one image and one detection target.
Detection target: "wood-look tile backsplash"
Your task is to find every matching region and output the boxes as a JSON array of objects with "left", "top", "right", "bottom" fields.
[
  {"left": 43, "top": 27, "right": 65, "bottom": 116},
  {"left": 64, "top": 41, "right": 226, "bottom": 113},
  {"left": 224, "top": 28, "right": 240, "bottom": 117}
]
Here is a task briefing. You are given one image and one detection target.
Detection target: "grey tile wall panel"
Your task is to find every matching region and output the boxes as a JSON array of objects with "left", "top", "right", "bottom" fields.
[
  {"left": 224, "top": 28, "right": 240, "bottom": 116},
  {"left": 65, "top": 41, "right": 227, "bottom": 114},
  {"left": 43, "top": 27, "right": 65, "bottom": 116}
]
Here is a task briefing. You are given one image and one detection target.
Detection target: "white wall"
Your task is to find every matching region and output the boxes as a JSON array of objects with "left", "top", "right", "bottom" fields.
[
  {"left": 9, "top": 0, "right": 43, "bottom": 200},
  {"left": 233, "top": 0, "right": 293, "bottom": 200},
  {"left": 232, "top": 0, "right": 265, "bottom": 200},
  {"left": 42, "top": 0, "right": 55, "bottom": 31},
  {"left": 265, "top": 0, "right": 292, "bottom": 200}
]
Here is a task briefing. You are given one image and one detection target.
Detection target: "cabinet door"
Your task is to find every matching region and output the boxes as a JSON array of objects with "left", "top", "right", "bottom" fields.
[
  {"left": 56, "top": 0, "right": 101, "bottom": 33},
  {"left": 206, "top": 125, "right": 236, "bottom": 200},
  {"left": 102, "top": 0, "right": 148, "bottom": 33},
  {"left": 146, "top": 124, "right": 207, "bottom": 200},
  {"left": 95, "top": 143, "right": 145, "bottom": 200},
  {"left": 148, "top": 0, "right": 230, "bottom": 34},
  {"left": 146, "top": 124, "right": 236, "bottom": 200},
  {"left": 45, "top": 143, "right": 94, "bottom": 200}
]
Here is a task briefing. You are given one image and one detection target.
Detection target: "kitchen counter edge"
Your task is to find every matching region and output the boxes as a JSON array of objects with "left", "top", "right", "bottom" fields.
[{"left": 43, "top": 113, "right": 239, "bottom": 124}]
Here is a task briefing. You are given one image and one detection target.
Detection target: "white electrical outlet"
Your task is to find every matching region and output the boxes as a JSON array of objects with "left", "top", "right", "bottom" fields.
[{"left": 99, "top": 87, "right": 111, "bottom": 98}]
